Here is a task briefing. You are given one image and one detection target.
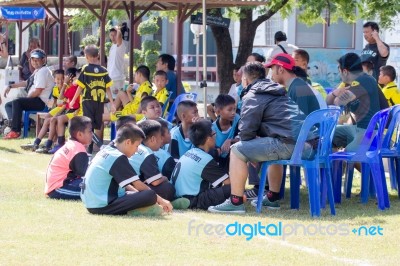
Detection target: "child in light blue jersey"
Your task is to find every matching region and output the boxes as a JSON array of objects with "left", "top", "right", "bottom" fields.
[
  {"left": 169, "top": 100, "right": 199, "bottom": 159},
  {"left": 171, "top": 120, "right": 231, "bottom": 210},
  {"left": 212, "top": 94, "right": 240, "bottom": 172},
  {"left": 154, "top": 118, "right": 176, "bottom": 180}
]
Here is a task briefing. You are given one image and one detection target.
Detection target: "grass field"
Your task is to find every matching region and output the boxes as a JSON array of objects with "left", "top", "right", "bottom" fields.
[{"left": 1, "top": 136, "right": 400, "bottom": 265}]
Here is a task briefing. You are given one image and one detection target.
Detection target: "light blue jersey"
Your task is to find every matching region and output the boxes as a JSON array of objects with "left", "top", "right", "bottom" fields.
[
  {"left": 169, "top": 125, "right": 194, "bottom": 160},
  {"left": 171, "top": 147, "right": 228, "bottom": 197},
  {"left": 154, "top": 148, "right": 176, "bottom": 180},
  {"left": 81, "top": 145, "right": 139, "bottom": 208},
  {"left": 128, "top": 144, "right": 162, "bottom": 184},
  {"left": 212, "top": 114, "right": 240, "bottom": 158}
]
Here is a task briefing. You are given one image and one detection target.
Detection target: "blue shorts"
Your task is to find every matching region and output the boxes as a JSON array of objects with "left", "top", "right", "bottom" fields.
[
  {"left": 231, "top": 137, "right": 295, "bottom": 163},
  {"left": 47, "top": 178, "right": 82, "bottom": 200}
]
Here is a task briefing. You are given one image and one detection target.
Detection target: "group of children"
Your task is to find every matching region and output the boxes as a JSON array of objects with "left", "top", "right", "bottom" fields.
[
  {"left": 45, "top": 91, "right": 240, "bottom": 215},
  {"left": 40, "top": 43, "right": 400, "bottom": 216}
]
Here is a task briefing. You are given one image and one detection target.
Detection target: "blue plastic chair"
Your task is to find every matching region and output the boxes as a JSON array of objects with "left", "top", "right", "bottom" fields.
[
  {"left": 161, "top": 91, "right": 173, "bottom": 118},
  {"left": 329, "top": 108, "right": 390, "bottom": 210},
  {"left": 380, "top": 105, "right": 400, "bottom": 198},
  {"left": 23, "top": 107, "right": 49, "bottom": 138},
  {"left": 256, "top": 108, "right": 341, "bottom": 217},
  {"left": 166, "top": 93, "right": 197, "bottom": 122}
]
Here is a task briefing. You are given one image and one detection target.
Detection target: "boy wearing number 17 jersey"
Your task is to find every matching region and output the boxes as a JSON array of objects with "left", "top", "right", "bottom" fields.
[{"left": 70, "top": 45, "right": 115, "bottom": 154}]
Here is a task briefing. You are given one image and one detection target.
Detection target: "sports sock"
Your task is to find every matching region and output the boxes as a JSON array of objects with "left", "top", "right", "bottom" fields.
[
  {"left": 33, "top": 138, "right": 41, "bottom": 145},
  {"left": 230, "top": 195, "right": 243, "bottom": 206},
  {"left": 57, "top": 136, "right": 65, "bottom": 146},
  {"left": 45, "top": 140, "right": 53, "bottom": 149},
  {"left": 267, "top": 190, "right": 280, "bottom": 202},
  {"left": 92, "top": 133, "right": 103, "bottom": 147}
]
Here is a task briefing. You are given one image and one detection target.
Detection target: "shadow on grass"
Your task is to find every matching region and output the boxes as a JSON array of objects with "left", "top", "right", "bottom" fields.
[
  {"left": 0, "top": 145, "right": 21, "bottom": 154},
  {"left": 242, "top": 188, "right": 400, "bottom": 222}
]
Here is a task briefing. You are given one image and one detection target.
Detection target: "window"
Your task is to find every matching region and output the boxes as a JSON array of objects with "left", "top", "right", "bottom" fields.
[
  {"left": 296, "top": 15, "right": 354, "bottom": 48},
  {"left": 265, "top": 14, "right": 284, "bottom": 46}
]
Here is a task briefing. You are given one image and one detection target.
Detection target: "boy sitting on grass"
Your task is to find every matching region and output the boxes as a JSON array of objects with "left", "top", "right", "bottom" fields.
[
  {"left": 171, "top": 120, "right": 231, "bottom": 210},
  {"left": 154, "top": 118, "right": 176, "bottom": 180},
  {"left": 129, "top": 120, "right": 189, "bottom": 209},
  {"left": 212, "top": 94, "right": 240, "bottom": 172},
  {"left": 45, "top": 116, "right": 92, "bottom": 200},
  {"left": 81, "top": 123, "right": 173, "bottom": 216},
  {"left": 169, "top": 100, "right": 199, "bottom": 160}
]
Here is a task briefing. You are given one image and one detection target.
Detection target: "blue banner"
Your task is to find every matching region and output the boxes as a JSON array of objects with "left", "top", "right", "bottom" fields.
[{"left": 0, "top": 7, "right": 45, "bottom": 21}]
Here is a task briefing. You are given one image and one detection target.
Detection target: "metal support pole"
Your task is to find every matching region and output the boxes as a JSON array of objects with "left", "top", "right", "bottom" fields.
[
  {"left": 129, "top": 1, "right": 135, "bottom": 84},
  {"left": 201, "top": 0, "right": 207, "bottom": 118}
]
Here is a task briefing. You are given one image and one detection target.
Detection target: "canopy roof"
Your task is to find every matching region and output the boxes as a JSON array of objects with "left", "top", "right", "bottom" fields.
[{"left": 0, "top": 0, "right": 269, "bottom": 9}]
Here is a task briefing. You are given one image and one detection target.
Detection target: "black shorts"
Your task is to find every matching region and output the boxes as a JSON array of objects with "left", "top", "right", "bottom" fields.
[
  {"left": 82, "top": 100, "right": 104, "bottom": 130},
  {"left": 184, "top": 185, "right": 231, "bottom": 210}
]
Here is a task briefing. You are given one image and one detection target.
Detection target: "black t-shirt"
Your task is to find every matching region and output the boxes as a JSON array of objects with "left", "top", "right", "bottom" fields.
[
  {"left": 347, "top": 73, "right": 381, "bottom": 129},
  {"left": 361, "top": 42, "right": 390, "bottom": 80},
  {"left": 77, "top": 64, "right": 112, "bottom": 102}
]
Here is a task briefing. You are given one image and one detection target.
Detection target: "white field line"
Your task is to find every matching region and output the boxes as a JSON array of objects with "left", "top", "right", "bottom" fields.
[
  {"left": 177, "top": 212, "right": 372, "bottom": 266},
  {"left": 0, "top": 156, "right": 46, "bottom": 176}
]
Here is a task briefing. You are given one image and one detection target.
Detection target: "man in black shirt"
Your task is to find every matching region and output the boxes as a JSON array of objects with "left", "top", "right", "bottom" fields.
[{"left": 360, "top": 21, "right": 390, "bottom": 81}]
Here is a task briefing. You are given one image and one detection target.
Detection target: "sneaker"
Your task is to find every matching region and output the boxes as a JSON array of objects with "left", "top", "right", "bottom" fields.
[
  {"left": 3, "top": 131, "right": 21, "bottom": 139},
  {"left": 35, "top": 147, "right": 51, "bottom": 154},
  {"left": 171, "top": 198, "right": 190, "bottom": 210},
  {"left": 20, "top": 143, "right": 39, "bottom": 151},
  {"left": 3, "top": 126, "right": 11, "bottom": 136},
  {"left": 127, "top": 204, "right": 163, "bottom": 217},
  {"left": 245, "top": 187, "right": 268, "bottom": 200},
  {"left": 208, "top": 199, "right": 245, "bottom": 214},
  {"left": 251, "top": 196, "right": 280, "bottom": 210},
  {"left": 48, "top": 145, "right": 62, "bottom": 154}
]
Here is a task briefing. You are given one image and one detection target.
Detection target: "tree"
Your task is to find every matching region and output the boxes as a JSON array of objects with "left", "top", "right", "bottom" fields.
[{"left": 211, "top": 0, "right": 400, "bottom": 93}]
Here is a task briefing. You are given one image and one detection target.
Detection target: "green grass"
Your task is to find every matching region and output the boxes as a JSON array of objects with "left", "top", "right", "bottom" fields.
[{"left": 1, "top": 137, "right": 400, "bottom": 265}]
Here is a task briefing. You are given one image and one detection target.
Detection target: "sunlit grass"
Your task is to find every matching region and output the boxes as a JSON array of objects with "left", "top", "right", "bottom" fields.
[{"left": 1, "top": 135, "right": 400, "bottom": 265}]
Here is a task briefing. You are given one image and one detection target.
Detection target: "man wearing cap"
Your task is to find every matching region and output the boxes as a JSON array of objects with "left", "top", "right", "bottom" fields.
[
  {"left": 208, "top": 61, "right": 307, "bottom": 214},
  {"left": 326, "top": 53, "right": 381, "bottom": 151},
  {"left": 247, "top": 53, "right": 325, "bottom": 209},
  {"left": 3, "top": 48, "right": 54, "bottom": 139},
  {"left": 360, "top": 21, "right": 390, "bottom": 81},
  {"left": 265, "top": 31, "right": 298, "bottom": 64}
]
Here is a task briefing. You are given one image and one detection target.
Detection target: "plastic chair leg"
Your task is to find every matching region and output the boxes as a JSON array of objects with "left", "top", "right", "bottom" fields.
[
  {"left": 388, "top": 158, "right": 397, "bottom": 190},
  {"left": 345, "top": 162, "right": 355, "bottom": 198},
  {"left": 289, "top": 166, "right": 300, "bottom": 210},
  {"left": 110, "top": 122, "right": 116, "bottom": 141},
  {"left": 320, "top": 168, "right": 327, "bottom": 209},
  {"left": 395, "top": 158, "right": 400, "bottom": 198},
  {"left": 305, "top": 165, "right": 320, "bottom": 217},
  {"left": 369, "top": 162, "right": 386, "bottom": 210},
  {"left": 360, "top": 163, "right": 371, "bottom": 204},
  {"left": 256, "top": 163, "right": 269, "bottom": 213},
  {"left": 324, "top": 166, "right": 336, "bottom": 215},
  {"left": 279, "top": 165, "right": 287, "bottom": 199},
  {"left": 379, "top": 158, "right": 390, "bottom": 209},
  {"left": 332, "top": 160, "right": 343, "bottom": 203},
  {"left": 23, "top": 111, "right": 30, "bottom": 138}
]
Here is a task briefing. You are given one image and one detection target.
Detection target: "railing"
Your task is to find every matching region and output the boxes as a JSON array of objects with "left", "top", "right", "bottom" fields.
[{"left": 179, "top": 54, "right": 218, "bottom": 82}]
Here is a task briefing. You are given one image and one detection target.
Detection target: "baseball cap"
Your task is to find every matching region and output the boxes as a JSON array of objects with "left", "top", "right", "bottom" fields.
[
  {"left": 30, "top": 49, "right": 46, "bottom": 59},
  {"left": 264, "top": 53, "right": 295, "bottom": 71}
]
